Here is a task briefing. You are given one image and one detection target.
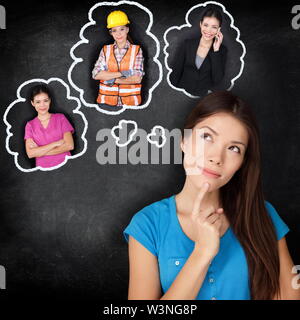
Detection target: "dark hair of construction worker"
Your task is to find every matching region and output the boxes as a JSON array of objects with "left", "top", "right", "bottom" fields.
[
  {"left": 92, "top": 10, "right": 144, "bottom": 108},
  {"left": 124, "top": 91, "right": 299, "bottom": 300},
  {"left": 170, "top": 7, "right": 227, "bottom": 96}
]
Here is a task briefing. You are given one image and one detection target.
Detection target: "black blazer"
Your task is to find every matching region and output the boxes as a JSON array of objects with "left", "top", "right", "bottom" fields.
[{"left": 170, "top": 37, "right": 227, "bottom": 96}]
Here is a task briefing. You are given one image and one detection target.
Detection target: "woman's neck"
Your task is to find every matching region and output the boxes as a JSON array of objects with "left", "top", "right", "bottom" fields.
[
  {"left": 200, "top": 36, "right": 213, "bottom": 48},
  {"left": 175, "top": 178, "right": 221, "bottom": 216},
  {"left": 116, "top": 40, "right": 127, "bottom": 49},
  {"left": 38, "top": 112, "right": 51, "bottom": 121}
]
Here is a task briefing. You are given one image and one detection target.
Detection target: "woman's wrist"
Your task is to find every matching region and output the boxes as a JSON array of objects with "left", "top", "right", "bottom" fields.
[{"left": 191, "top": 245, "right": 214, "bottom": 266}]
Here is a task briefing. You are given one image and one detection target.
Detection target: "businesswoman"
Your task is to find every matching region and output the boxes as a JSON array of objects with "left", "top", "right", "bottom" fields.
[
  {"left": 24, "top": 84, "right": 74, "bottom": 168},
  {"left": 124, "top": 91, "right": 299, "bottom": 300},
  {"left": 170, "top": 7, "right": 227, "bottom": 96},
  {"left": 92, "top": 10, "right": 144, "bottom": 108}
]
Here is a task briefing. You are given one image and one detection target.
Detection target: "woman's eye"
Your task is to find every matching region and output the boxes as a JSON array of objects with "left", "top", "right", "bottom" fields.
[
  {"left": 201, "top": 132, "right": 212, "bottom": 141},
  {"left": 229, "top": 146, "right": 241, "bottom": 153}
]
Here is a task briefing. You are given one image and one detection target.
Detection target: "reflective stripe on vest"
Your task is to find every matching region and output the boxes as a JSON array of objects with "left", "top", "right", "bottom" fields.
[{"left": 97, "top": 44, "right": 142, "bottom": 106}]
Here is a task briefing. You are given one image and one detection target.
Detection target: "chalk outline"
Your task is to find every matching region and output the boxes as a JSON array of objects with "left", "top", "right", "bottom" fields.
[
  {"left": 111, "top": 119, "right": 138, "bottom": 147},
  {"left": 3, "top": 78, "right": 88, "bottom": 172},
  {"left": 68, "top": 1, "right": 163, "bottom": 115},
  {"left": 0, "top": 5, "right": 6, "bottom": 30},
  {"left": 147, "top": 125, "right": 167, "bottom": 148},
  {"left": 163, "top": 1, "right": 246, "bottom": 98}
]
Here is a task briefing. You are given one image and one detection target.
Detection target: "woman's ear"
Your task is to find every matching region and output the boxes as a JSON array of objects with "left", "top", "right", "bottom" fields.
[
  {"left": 30, "top": 101, "right": 35, "bottom": 107},
  {"left": 180, "top": 139, "right": 185, "bottom": 153}
]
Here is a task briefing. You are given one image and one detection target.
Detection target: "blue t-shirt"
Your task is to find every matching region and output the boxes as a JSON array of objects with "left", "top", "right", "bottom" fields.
[{"left": 123, "top": 195, "right": 290, "bottom": 300}]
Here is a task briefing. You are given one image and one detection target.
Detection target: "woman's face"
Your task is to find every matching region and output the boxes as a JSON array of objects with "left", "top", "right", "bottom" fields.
[
  {"left": 31, "top": 92, "right": 51, "bottom": 115},
  {"left": 110, "top": 25, "right": 129, "bottom": 44},
  {"left": 181, "top": 112, "right": 249, "bottom": 192},
  {"left": 200, "top": 16, "right": 220, "bottom": 41}
]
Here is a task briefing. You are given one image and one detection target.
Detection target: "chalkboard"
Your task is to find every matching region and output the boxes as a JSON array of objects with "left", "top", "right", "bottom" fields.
[{"left": 0, "top": 0, "right": 299, "bottom": 305}]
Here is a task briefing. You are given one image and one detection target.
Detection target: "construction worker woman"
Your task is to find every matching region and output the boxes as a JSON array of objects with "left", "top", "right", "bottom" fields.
[
  {"left": 92, "top": 10, "right": 144, "bottom": 108},
  {"left": 170, "top": 7, "right": 227, "bottom": 97}
]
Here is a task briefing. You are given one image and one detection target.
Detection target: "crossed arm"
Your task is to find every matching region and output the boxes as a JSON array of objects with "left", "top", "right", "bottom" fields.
[
  {"left": 93, "top": 71, "right": 142, "bottom": 84},
  {"left": 25, "top": 131, "right": 74, "bottom": 159}
]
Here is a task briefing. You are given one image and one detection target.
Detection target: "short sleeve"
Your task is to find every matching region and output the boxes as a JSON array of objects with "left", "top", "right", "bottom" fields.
[
  {"left": 265, "top": 201, "right": 290, "bottom": 240},
  {"left": 92, "top": 47, "right": 107, "bottom": 79},
  {"left": 24, "top": 122, "right": 33, "bottom": 140},
  {"left": 123, "top": 207, "right": 158, "bottom": 257},
  {"left": 59, "top": 114, "right": 74, "bottom": 134}
]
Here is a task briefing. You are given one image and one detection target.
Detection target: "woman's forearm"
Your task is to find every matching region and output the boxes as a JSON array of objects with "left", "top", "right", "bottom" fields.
[
  {"left": 115, "top": 75, "right": 142, "bottom": 84},
  {"left": 94, "top": 71, "right": 122, "bottom": 80},
  {"left": 27, "top": 142, "right": 58, "bottom": 158},
  {"left": 160, "top": 249, "right": 212, "bottom": 300},
  {"left": 45, "top": 142, "right": 74, "bottom": 156}
]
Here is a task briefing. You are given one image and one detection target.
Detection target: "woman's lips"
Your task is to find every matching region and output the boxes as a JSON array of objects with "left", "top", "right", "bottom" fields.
[
  {"left": 198, "top": 167, "right": 221, "bottom": 178},
  {"left": 204, "top": 32, "right": 213, "bottom": 38}
]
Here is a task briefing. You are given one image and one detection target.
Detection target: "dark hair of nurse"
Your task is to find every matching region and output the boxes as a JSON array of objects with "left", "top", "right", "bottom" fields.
[
  {"left": 24, "top": 84, "right": 75, "bottom": 168},
  {"left": 126, "top": 91, "right": 298, "bottom": 300},
  {"left": 30, "top": 84, "right": 52, "bottom": 103}
]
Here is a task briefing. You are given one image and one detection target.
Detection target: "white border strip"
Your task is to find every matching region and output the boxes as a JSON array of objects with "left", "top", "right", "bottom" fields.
[
  {"left": 3, "top": 78, "right": 88, "bottom": 172},
  {"left": 68, "top": 1, "right": 163, "bottom": 115},
  {"left": 163, "top": 1, "right": 246, "bottom": 98}
]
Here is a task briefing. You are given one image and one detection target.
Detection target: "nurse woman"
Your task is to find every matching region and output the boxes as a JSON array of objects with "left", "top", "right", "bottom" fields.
[
  {"left": 24, "top": 84, "right": 74, "bottom": 168},
  {"left": 124, "top": 91, "right": 299, "bottom": 300},
  {"left": 92, "top": 10, "right": 144, "bottom": 108},
  {"left": 170, "top": 7, "right": 227, "bottom": 96}
]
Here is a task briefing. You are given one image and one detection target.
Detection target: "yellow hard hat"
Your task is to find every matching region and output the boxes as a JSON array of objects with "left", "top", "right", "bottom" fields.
[{"left": 107, "top": 10, "right": 130, "bottom": 29}]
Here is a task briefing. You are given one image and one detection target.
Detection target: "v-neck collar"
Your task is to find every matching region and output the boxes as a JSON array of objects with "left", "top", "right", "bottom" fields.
[
  {"left": 37, "top": 113, "right": 52, "bottom": 130},
  {"left": 170, "top": 195, "right": 231, "bottom": 245}
]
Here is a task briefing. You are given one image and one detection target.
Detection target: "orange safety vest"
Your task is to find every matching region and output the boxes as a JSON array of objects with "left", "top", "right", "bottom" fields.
[{"left": 97, "top": 44, "right": 142, "bottom": 106}]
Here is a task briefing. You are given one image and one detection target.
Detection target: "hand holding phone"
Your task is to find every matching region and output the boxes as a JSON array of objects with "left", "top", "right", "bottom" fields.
[{"left": 213, "top": 28, "right": 223, "bottom": 52}]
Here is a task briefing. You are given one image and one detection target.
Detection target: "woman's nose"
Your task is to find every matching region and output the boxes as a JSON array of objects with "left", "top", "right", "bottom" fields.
[
  {"left": 208, "top": 149, "right": 223, "bottom": 166},
  {"left": 209, "top": 158, "right": 221, "bottom": 166}
]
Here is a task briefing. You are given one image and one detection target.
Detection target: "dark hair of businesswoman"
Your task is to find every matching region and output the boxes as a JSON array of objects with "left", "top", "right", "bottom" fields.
[
  {"left": 200, "top": 7, "right": 223, "bottom": 25},
  {"left": 170, "top": 7, "right": 227, "bottom": 96}
]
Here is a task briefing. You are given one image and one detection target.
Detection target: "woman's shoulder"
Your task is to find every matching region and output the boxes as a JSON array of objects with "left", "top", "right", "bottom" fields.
[
  {"left": 52, "top": 113, "right": 67, "bottom": 120},
  {"left": 132, "top": 195, "right": 174, "bottom": 223},
  {"left": 26, "top": 116, "right": 38, "bottom": 127}
]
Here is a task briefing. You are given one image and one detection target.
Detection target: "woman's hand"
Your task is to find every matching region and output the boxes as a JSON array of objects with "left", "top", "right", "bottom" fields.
[
  {"left": 191, "top": 182, "right": 223, "bottom": 260},
  {"left": 213, "top": 29, "right": 223, "bottom": 52}
]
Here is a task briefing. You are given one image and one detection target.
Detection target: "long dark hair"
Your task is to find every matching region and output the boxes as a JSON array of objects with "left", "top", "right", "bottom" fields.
[
  {"left": 183, "top": 91, "right": 280, "bottom": 300},
  {"left": 200, "top": 7, "right": 223, "bottom": 26}
]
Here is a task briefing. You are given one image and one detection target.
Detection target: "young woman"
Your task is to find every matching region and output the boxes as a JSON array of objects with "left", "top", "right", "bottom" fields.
[
  {"left": 92, "top": 10, "right": 144, "bottom": 108},
  {"left": 24, "top": 84, "right": 74, "bottom": 168},
  {"left": 170, "top": 7, "right": 227, "bottom": 96},
  {"left": 123, "top": 91, "right": 299, "bottom": 300}
]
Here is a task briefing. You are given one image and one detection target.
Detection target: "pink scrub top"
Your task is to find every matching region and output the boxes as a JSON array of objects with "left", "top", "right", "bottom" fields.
[{"left": 24, "top": 113, "right": 74, "bottom": 168}]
